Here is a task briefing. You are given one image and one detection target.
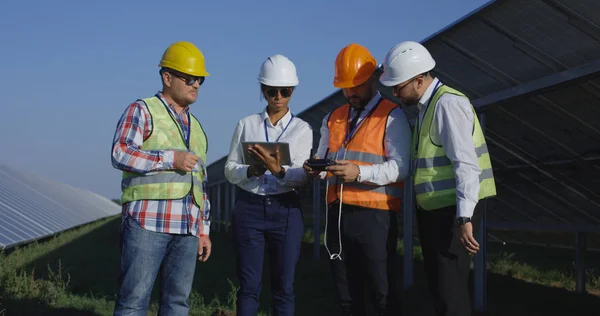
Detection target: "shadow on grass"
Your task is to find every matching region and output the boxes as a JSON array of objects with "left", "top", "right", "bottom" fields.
[
  {"left": 6, "top": 216, "right": 600, "bottom": 315},
  {"left": 1, "top": 296, "right": 103, "bottom": 316},
  {"left": 16, "top": 217, "right": 123, "bottom": 299}
]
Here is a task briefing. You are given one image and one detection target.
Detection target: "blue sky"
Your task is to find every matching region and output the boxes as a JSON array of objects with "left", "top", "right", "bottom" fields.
[{"left": 0, "top": 0, "right": 490, "bottom": 199}]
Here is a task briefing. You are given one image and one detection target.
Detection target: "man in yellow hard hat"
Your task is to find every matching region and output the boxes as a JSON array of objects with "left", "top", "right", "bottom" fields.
[
  {"left": 304, "top": 43, "right": 412, "bottom": 316},
  {"left": 111, "top": 41, "right": 212, "bottom": 315}
]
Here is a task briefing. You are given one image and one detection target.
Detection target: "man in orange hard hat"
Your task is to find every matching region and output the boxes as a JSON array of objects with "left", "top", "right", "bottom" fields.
[
  {"left": 304, "top": 43, "right": 412, "bottom": 315},
  {"left": 111, "top": 41, "right": 212, "bottom": 315}
]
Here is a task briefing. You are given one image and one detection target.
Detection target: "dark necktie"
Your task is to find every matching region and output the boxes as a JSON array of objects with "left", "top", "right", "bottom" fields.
[{"left": 349, "top": 108, "right": 363, "bottom": 131}]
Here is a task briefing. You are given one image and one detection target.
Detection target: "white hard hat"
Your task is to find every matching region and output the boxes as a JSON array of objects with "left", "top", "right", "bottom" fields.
[
  {"left": 379, "top": 41, "right": 436, "bottom": 87},
  {"left": 258, "top": 54, "right": 299, "bottom": 87}
]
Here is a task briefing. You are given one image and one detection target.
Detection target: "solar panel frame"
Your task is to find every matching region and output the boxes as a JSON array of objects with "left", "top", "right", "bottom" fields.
[
  {"left": 0, "top": 164, "right": 121, "bottom": 249},
  {"left": 206, "top": 0, "right": 600, "bottom": 249}
]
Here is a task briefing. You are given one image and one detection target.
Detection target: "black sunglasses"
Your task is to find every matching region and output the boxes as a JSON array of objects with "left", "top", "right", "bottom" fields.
[
  {"left": 169, "top": 71, "right": 205, "bottom": 86},
  {"left": 265, "top": 87, "right": 293, "bottom": 98}
]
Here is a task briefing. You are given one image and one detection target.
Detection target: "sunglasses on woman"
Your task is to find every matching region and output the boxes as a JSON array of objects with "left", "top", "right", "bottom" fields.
[{"left": 265, "top": 87, "right": 293, "bottom": 98}]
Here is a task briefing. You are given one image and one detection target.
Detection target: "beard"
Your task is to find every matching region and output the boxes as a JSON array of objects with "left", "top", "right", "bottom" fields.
[
  {"left": 399, "top": 91, "right": 421, "bottom": 106},
  {"left": 347, "top": 92, "right": 373, "bottom": 110}
]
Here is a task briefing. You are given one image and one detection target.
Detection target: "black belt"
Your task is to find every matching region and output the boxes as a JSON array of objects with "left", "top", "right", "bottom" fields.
[{"left": 237, "top": 189, "right": 299, "bottom": 207}]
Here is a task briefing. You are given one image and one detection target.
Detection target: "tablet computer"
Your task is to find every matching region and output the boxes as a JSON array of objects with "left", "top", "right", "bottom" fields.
[{"left": 241, "top": 141, "right": 292, "bottom": 166}]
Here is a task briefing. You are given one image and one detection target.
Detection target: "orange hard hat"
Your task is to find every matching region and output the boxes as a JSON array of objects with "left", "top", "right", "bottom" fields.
[{"left": 333, "top": 43, "right": 377, "bottom": 88}]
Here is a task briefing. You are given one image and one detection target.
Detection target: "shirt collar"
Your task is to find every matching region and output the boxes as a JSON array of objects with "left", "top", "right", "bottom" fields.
[
  {"left": 417, "top": 77, "right": 440, "bottom": 112},
  {"left": 351, "top": 91, "right": 382, "bottom": 113},
  {"left": 261, "top": 107, "right": 293, "bottom": 127},
  {"left": 156, "top": 91, "right": 190, "bottom": 114}
]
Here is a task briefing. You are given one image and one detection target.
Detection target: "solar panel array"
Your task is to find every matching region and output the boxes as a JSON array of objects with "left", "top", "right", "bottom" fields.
[
  {"left": 0, "top": 164, "right": 120, "bottom": 249},
  {"left": 207, "top": 0, "right": 600, "bottom": 250}
]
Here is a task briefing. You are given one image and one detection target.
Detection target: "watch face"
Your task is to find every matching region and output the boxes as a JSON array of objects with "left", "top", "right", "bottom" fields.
[{"left": 457, "top": 217, "right": 471, "bottom": 225}]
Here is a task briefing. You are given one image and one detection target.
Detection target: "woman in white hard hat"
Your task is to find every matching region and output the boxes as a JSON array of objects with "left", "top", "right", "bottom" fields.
[
  {"left": 379, "top": 41, "right": 497, "bottom": 316},
  {"left": 224, "top": 54, "right": 313, "bottom": 316}
]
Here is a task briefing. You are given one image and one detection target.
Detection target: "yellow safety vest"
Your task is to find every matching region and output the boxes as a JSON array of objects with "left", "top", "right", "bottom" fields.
[
  {"left": 413, "top": 85, "right": 496, "bottom": 210},
  {"left": 121, "top": 96, "right": 207, "bottom": 210}
]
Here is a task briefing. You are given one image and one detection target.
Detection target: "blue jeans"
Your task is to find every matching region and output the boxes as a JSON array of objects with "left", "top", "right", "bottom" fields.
[
  {"left": 232, "top": 190, "right": 304, "bottom": 316},
  {"left": 113, "top": 215, "right": 199, "bottom": 316}
]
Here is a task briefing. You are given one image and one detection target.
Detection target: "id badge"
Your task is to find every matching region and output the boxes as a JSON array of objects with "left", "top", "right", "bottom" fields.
[{"left": 261, "top": 172, "right": 277, "bottom": 194}]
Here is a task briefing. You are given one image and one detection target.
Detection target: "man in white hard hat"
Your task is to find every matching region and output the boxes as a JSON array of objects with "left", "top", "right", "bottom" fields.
[{"left": 379, "top": 41, "right": 497, "bottom": 316}]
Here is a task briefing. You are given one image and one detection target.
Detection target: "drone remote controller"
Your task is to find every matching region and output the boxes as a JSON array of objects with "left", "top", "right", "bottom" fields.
[{"left": 306, "top": 158, "right": 336, "bottom": 171}]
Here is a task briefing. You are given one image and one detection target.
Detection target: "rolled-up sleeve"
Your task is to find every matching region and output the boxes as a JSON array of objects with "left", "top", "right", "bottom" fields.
[
  {"left": 358, "top": 107, "right": 412, "bottom": 185},
  {"left": 224, "top": 120, "right": 252, "bottom": 184},
  {"left": 434, "top": 94, "right": 481, "bottom": 218}
]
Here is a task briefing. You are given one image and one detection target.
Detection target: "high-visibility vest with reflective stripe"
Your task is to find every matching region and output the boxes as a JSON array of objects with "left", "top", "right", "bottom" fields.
[
  {"left": 413, "top": 85, "right": 496, "bottom": 210},
  {"left": 326, "top": 98, "right": 404, "bottom": 211},
  {"left": 121, "top": 96, "right": 208, "bottom": 210}
]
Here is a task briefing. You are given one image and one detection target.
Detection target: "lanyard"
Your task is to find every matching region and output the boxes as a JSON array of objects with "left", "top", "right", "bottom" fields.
[
  {"left": 343, "top": 99, "right": 381, "bottom": 147},
  {"left": 157, "top": 94, "right": 190, "bottom": 149},
  {"left": 413, "top": 81, "right": 443, "bottom": 167},
  {"left": 264, "top": 114, "right": 294, "bottom": 142},
  {"left": 416, "top": 80, "right": 442, "bottom": 137}
]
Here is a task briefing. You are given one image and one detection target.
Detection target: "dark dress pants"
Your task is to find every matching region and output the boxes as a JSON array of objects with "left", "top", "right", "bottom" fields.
[
  {"left": 327, "top": 203, "right": 399, "bottom": 316},
  {"left": 232, "top": 189, "right": 304, "bottom": 316}
]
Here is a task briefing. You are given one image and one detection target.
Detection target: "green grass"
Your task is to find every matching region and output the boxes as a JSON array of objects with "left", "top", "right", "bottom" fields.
[
  {"left": 1, "top": 216, "right": 600, "bottom": 315},
  {"left": 0, "top": 217, "right": 236, "bottom": 316}
]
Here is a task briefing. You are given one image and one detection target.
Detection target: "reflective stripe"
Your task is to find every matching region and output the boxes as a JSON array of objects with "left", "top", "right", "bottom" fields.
[
  {"left": 326, "top": 177, "right": 404, "bottom": 198},
  {"left": 122, "top": 172, "right": 202, "bottom": 189},
  {"left": 475, "top": 143, "right": 489, "bottom": 157},
  {"left": 193, "top": 177, "right": 203, "bottom": 188},
  {"left": 415, "top": 144, "right": 490, "bottom": 169},
  {"left": 326, "top": 150, "right": 385, "bottom": 164},
  {"left": 344, "top": 150, "right": 385, "bottom": 164},
  {"left": 415, "top": 156, "right": 452, "bottom": 169},
  {"left": 414, "top": 168, "right": 494, "bottom": 194}
]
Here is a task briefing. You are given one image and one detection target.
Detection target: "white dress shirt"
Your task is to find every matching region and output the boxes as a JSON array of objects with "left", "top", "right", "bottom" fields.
[
  {"left": 225, "top": 107, "right": 313, "bottom": 195},
  {"left": 315, "top": 91, "right": 412, "bottom": 186},
  {"left": 417, "top": 77, "right": 482, "bottom": 218}
]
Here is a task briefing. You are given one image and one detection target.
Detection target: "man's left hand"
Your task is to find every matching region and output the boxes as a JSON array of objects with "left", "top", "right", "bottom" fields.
[
  {"left": 198, "top": 235, "right": 212, "bottom": 262},
  {"left": 327, "top": 160, "right": 360, "bottom": 182},
  {"left": 458, "top": 222, "right": 479, "bottom": 254}
]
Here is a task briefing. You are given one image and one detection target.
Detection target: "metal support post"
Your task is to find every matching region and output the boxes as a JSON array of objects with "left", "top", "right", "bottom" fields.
[
  {"left": 313, "top": 179, "right": 321, "bottom": 260},
  {"left": 474, "top": 111, "right": 488, "bottom": 312},
  {"left": 576, "top": 232, "right": 587, "bottom": 293},
  {"left": 474, "top": 199, "right": 488, "bottom": 312},
  {"left": 224, "top": 184, "right": 230, "bottom": 233},
  {"left": 403, "top": 174, "right": 414, "bottom": 290},
  {"left": 228, "top": 183, "right": 236, "bottom": 232},
  {"left": 216, "top": 184, "right": 221, "bottom": 233}
]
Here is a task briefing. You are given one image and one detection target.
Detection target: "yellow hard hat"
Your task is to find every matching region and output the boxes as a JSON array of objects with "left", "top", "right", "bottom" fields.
[{"left": 159, "top": 41, "right": 210, "bottom": 77}]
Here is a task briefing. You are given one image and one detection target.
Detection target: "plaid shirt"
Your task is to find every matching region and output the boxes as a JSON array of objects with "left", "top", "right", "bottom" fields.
[{"left": 111, "top": 92, "right": 210, "bottom": 237}]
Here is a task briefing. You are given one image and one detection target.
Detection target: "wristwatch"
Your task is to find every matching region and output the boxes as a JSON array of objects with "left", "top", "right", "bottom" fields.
[
  {"left": 456, "top": 217, "right": 472, "bottom": 225},
  {"left": 275, "top": 166, "right": 286, "bottom": 179}
]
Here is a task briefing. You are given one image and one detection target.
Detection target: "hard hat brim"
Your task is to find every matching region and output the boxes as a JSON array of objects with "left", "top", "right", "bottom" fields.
[
  {"left": 334, "top": 75, "right": 371, "bottom": 89},
  {"left": 259, "top": 77, "right": 299, "bottom": 87},
  {"left": 379, "top": 73, "right": 399, "bottom": 87}
]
